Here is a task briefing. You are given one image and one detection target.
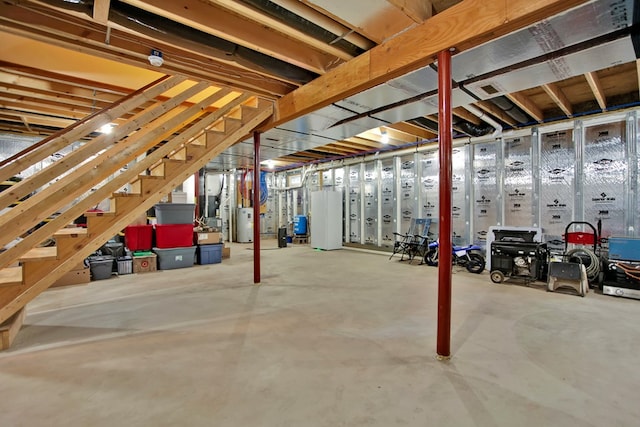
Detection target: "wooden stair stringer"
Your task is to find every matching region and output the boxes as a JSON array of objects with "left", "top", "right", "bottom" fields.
[{"left": 0, "top": 99, "right": 273, "bottom": 327}]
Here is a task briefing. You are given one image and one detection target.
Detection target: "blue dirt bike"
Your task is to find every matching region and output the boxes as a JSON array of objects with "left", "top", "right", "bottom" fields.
[{"left": 423, "top": 241, "right": 486, "bottom": 274}]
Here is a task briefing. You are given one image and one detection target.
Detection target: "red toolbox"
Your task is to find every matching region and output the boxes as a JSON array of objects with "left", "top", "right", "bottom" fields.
[
  {"left": 124, "top": 224, "right": 153, "bottom": 251},
  {"left": 154, "top": 223, "right": 194, "bottom": 248}
]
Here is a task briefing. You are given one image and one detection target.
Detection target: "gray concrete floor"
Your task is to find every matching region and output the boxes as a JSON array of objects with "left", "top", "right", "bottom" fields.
[{"left": 1, "top": 240, "right": 639, "bottom": 426}]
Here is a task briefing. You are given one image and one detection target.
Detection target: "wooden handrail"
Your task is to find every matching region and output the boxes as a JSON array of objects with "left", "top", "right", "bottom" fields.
[{"left": 0, "top": 74, "right": 171, "bottom": 170}]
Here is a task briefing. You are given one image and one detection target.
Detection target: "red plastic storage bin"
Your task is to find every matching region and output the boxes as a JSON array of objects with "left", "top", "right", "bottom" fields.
[
  {"left": 154, "top": 223, "right": 194, "bottom": 248},
  {"left": 125, "top": 225, "right": 153, "bottom": 251}
]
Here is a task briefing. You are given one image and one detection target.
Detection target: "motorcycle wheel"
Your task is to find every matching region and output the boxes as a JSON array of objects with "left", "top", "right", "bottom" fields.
[
  {"left": 465, "top": 253, "right": 485, "bottom": 274},
  {"left": 424, "top": 249, "right": 438, "bottom": 266}
]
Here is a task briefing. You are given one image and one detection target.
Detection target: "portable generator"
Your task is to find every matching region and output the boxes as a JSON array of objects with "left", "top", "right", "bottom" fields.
[{"left": 489, "top": 230, "right": 548, "bottom": 284}]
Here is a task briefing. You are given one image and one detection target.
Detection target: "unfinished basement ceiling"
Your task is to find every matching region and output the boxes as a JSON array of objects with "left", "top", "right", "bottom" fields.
[{"left": 1, "top": 0, "right": 639, "bottom": 171}]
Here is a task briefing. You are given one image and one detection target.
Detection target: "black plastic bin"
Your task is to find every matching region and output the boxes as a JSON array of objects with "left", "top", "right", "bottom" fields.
[{"left": 278, "top": 227, "right": 287, "bottom": 248}]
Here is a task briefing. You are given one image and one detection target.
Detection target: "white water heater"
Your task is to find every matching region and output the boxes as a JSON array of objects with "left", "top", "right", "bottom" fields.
[{"left": 236, "top": 208, "right": 253, "bottom": 243}]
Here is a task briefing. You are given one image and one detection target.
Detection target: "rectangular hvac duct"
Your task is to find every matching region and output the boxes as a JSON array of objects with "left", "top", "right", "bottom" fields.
[
  {"left": 370, "top": 88, "right": 477, "bottom": 126},
  {"left": 277, "top": 104, "right": 353, "bottom": 133},
  {"left": 465, "top": 38, "right": 636, "bottom": 99},
  {"left": 335, "top": 67, "right": 440, "bottom": 113},
  {"left": 451, "top": 0, "right": 635, "bottom": 82},
  {"left": 314, "top": 115, "right": 387, "bottom": 140}
]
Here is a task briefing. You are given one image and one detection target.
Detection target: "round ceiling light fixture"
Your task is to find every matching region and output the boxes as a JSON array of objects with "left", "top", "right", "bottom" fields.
[{"left": 148, "top": 49, "right": 164, "bottom": 67}]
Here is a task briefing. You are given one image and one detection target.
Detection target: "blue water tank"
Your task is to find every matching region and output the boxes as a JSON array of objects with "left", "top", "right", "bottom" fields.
[{"left": 294, "top": 215, "right": 308, "bottom": 235}]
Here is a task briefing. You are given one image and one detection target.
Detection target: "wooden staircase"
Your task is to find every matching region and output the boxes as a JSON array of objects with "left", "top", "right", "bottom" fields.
[{"left": 0, "top": 76, "right": 273, "bottom": 349}]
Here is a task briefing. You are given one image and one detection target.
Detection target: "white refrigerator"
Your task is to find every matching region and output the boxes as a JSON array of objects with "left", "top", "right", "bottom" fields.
[{"left": 310, "top": 191, "right": 342, "bottom": 250}]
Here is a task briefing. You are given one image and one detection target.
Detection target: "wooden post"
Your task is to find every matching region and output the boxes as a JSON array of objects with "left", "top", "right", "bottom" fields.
[
  {"left": 437, "top": 49, "right": 453, "bottom": 360},
  {"left": 253, "top": 131, "right": 261, "bottom": 284}
]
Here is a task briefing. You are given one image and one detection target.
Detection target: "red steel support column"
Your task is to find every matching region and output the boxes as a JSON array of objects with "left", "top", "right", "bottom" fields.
[
  {"left": 437, "top": 49, "right": 453, "bottom": 359},
  {"left": 253, "top": 131, "right": 261, "bottom": 284}
]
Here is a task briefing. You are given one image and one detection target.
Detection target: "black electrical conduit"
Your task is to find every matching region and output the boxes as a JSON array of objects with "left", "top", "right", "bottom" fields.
[
  {"left": 331, "top": 23, "right": 640, "bottom": 132},
  {"left": 36, "top": 0, "right": 319, "bottom": 85}
]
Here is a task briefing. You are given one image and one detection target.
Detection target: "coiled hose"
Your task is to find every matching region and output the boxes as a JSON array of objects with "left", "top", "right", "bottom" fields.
[{"left": 565, "top": 248, "right": 601, "bottom": 282}]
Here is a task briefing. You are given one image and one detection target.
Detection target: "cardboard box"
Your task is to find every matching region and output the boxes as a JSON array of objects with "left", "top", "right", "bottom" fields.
[
  {"left": 222, "top": 245, "right": 231, "bottom": 259},
  {"left": 194, "top": 231, "right": 222, "bottom": 245},
  {"left": 51, "top": 268, "right": 90, "bottom": 288},
  {"left": 133, "top": 254, "right": 157, "bottom": 273}
]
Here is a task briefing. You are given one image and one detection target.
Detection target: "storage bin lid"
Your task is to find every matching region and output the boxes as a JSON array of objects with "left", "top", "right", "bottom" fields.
[{"left": 88, "top": 255, "right": 114, "bottom": 262}]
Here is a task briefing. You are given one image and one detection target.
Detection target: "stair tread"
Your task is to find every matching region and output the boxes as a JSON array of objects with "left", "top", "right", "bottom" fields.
[
  {"left": 0, "top": 266, "right": 22, "bottom": 287},
  {"left": 18, "top": 246, "right": 57, "bottom": 261},
  {"left": 54, "top": 227, "right": 88, "bottom": 237}
]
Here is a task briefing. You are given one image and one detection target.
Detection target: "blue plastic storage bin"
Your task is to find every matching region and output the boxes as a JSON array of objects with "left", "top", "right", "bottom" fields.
[
  {"left": 294, "top": 215, "right": 307, "bottom": 235},
  {"left": 197, "top": 244, "right": 223, "bottom": 265}
]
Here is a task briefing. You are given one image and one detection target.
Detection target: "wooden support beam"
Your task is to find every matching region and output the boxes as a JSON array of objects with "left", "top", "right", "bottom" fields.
[
  {"left": 273, "top": 0, "right": 589, "bottom": 127},
  {"left": 19, "top": 115, "right": 32, "bottom": 132},
  {"left": 506, "top": 92, "right": 544, "bottom": 123},
  {"left": 542, "top": 82, "right": 573, "bottom": 117},
  {"left": 585, "top": 71, "right": 607, "bottom": 111},
  {"left": 93, "top": 0, "right": 111, "bottom": 24},
  {"left": 387, "top": 0, "right": 433, "bottom": 23}
]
